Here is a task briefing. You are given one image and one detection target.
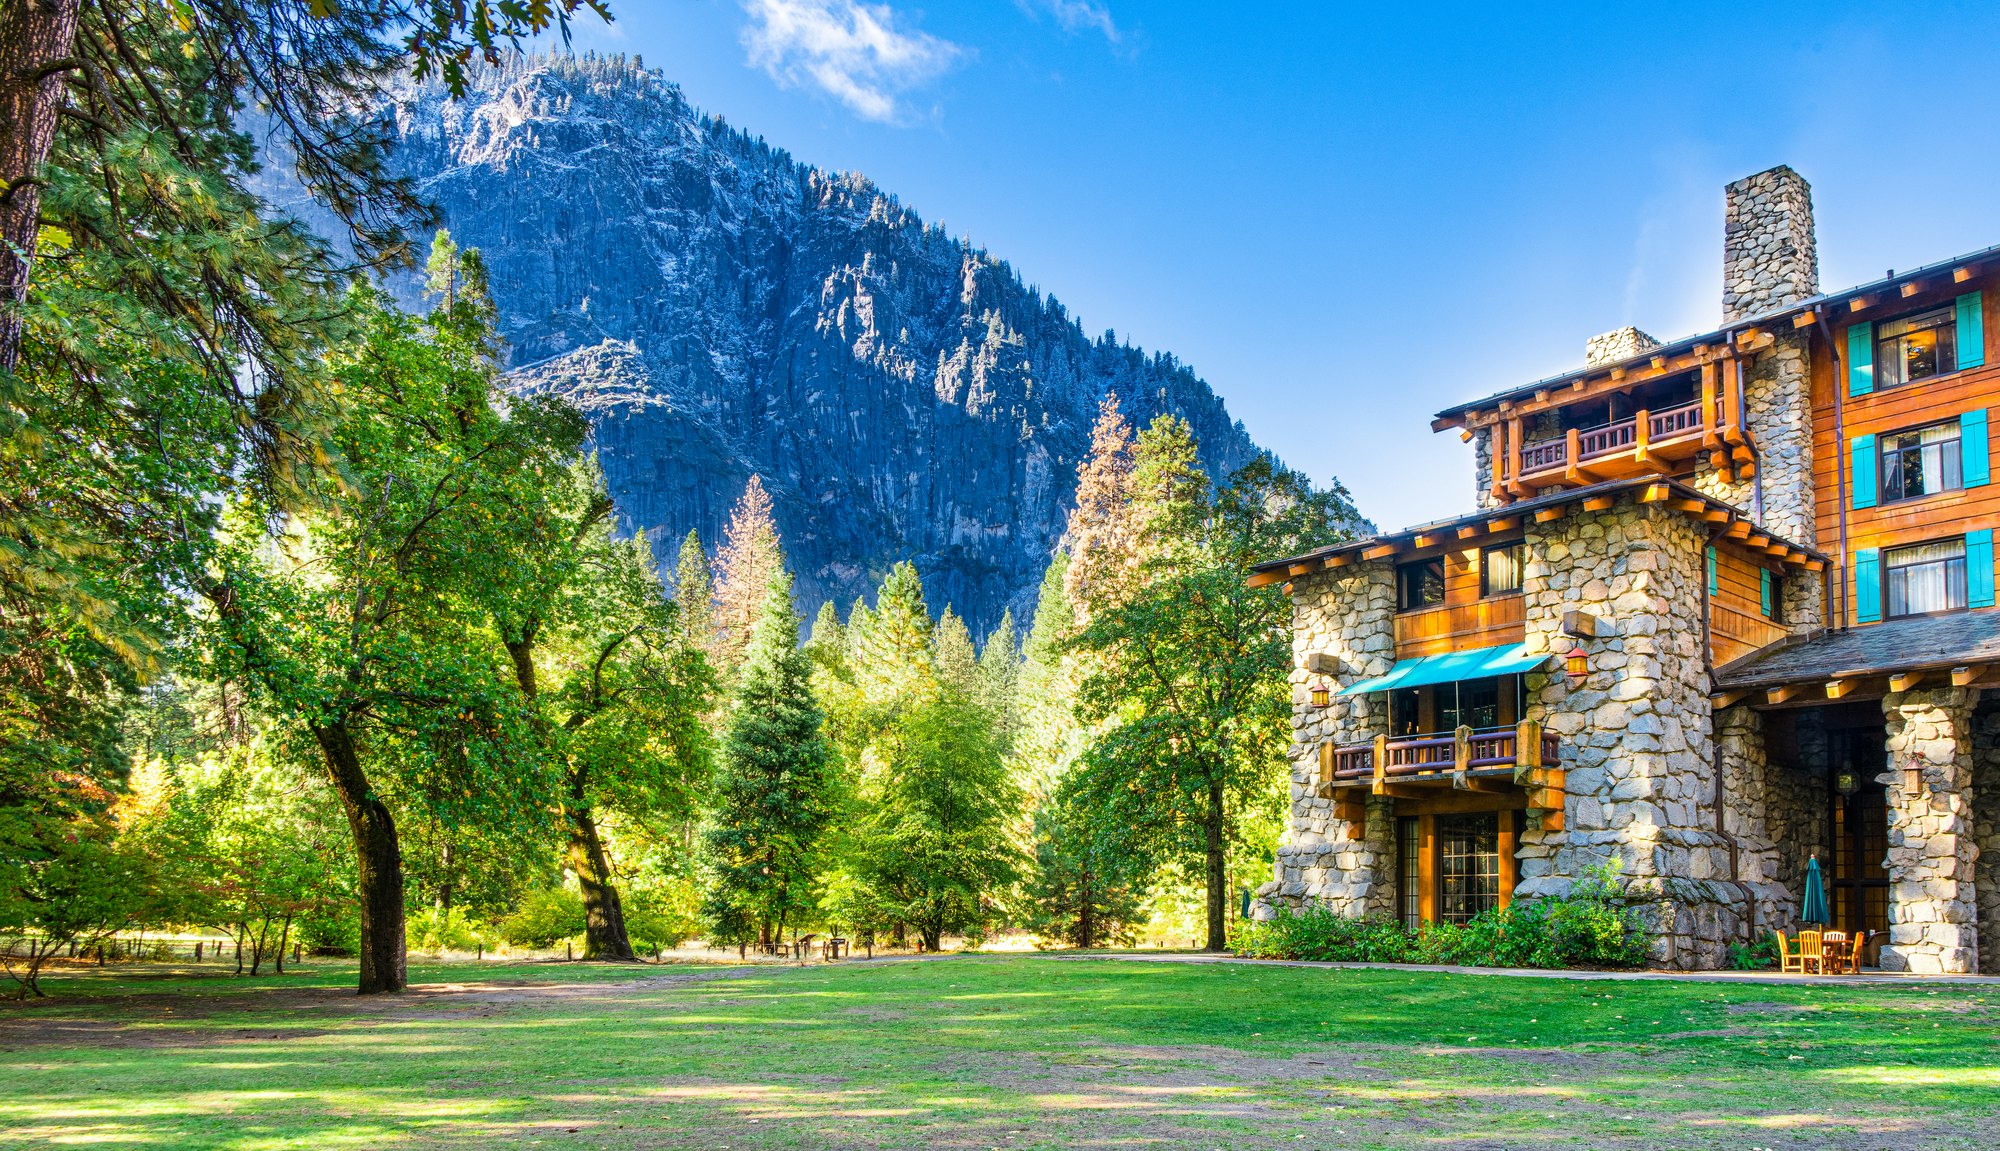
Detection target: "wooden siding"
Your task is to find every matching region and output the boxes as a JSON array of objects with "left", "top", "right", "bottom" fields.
[
  {"left": 1812, "top": 278, "right": 2000, "bottom": 627},
  {"left": 1710, "top": 545, "right": 1787, "bottom": 667},
  {"left": 1394, "top": 594, "right": 1526, "bottom": 658}
]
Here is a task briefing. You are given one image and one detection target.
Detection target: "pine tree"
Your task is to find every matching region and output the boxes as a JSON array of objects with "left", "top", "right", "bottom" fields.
[
  {"left": 673, "top": 530, "right": 718, "bottom": 661},
  {"left": 1062, "top": 395, "right": 1141, "bottom": 620},
  {"left": 702, "top": 570, "right": 837, "bottom": 952},
  {"left": 1013, "top": 554, "right": 1089, "bottom": 802},
  {"left": 934, "top": 609, "right": 978, "bottom": 698},
  {"left": 849, "top": 562, "right": 936, "bottom": 712},
  {"left": 977, "top": 610, "right": 1021, "bottom": 756},
  {"left": 712, "top": 476, "right": 784, "bottom": 673}
]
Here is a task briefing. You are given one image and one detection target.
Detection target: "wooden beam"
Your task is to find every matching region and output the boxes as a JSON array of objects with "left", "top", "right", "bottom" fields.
[
  {"left": 1848, "top": 295, "right": 1873, "bottom": 313},
  {"left": 1954, "top": 265, "right": 1979, "bottom": 284},
  {"left": 1825, "top": 678, "right": 1857, "bottom": 699},
  {"left": 1412, "top": 533, "right": 1443, "bottom": 550},
  {"left": 1766, "top": 684, "right": 1805, "bottom": 705},
  {"left": 1245, "top": 570, "right": 1284, "bottom": 589},
  {"left": 1288, "top": 562, "right": 1315, "bottom": 577},
  {"left": 1458, "top": 777, "right": 1515, "bottom": 794},
  {"left": 1725, "top": 519, "right": 1753, "bottom": 539},
  {"left": 1711, "top": 689, "right": 1749, "bottom": 710},
  {"left": 1889, "top": 671, "right": 1923, "bottom": 693},
  {"left": 1650, "top": 354, "right": 1667, "bottom": 370},
  {"left": 1323, "top": 554, "right": 1355, "bottom": 570},
  {"left": 1361, "top": 543, "right": 1398, "bottom": 561},
  {"left": 1456, "top": 525, "right": 1484, "bottom": 541},
  {"left": 1952, "top": 665, "right": 1982, "bottom": 687},
  {"left": 1701, "top": 508, "right": 1731, "bottom": 523},
  {"left": 1534, "top": 505, "right": 1567, "bottom": 523},
  {"left": 1639, "top": 484, "right": 1672, "bottom": 503},
  {"left": 1581, "top": 495, "right": 1616, "bottom": 512},
  {"left": 1486, "top": 516, "right": 1521, "bottom": 532},
  {"left": 1805, "top": 558, "right": 1825, "bottom": 572},
  {"left": 1281, "top": 581, "right": 1293, "bottom": 595},
  {"left": 1671, "top": 498, "right": 1706, "bottom": 513},
  {"left": 1791, "top": 309, "right": 1818, "bottom": 329},
  {"left": 1901, "top": 281, "right": 1923, "bottom": 299}
]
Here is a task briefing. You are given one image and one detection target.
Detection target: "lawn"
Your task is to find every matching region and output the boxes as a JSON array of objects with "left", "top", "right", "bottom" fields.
[{"left": 2, "top": 955, "right": 1996, "bottom": 1150}]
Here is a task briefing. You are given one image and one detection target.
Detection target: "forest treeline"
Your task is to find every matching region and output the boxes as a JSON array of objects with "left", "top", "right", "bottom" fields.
[{"left": 0, "top": 1, "right": 1358, "bottom": 997}]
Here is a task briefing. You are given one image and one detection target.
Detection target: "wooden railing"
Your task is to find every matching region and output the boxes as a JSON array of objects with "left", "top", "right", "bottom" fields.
[
  {"left": 1517, "top": 398, "right": 1706, "bottom": 476},
  {"left": 1330, "top": 724, "right": 1559, "bottom": 782},
  {"left": 1393, "top": 595, "right": 1525, "bottom": 658}
]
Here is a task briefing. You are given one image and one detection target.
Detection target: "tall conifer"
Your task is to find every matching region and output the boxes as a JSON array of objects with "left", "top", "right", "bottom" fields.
[{"left": 712, "top": 476, "right": 783, "bottom": 672}]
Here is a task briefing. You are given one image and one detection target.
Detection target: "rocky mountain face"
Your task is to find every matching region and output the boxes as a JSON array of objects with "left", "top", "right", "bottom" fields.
[{"left": 371, "top": 54, "right": 1299, "bottom": 633}]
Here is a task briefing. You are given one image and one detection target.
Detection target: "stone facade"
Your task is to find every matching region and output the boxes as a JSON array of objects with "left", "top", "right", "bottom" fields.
[
  {"left": 1472, "top": 427, "right": 1496, "bottom": 511},
  {"left": 1263, "top": 563, "right": 1398, "bottom": 915},
  {"left": 1723, "top": 166, "right": 1819, "bottom": 323},
  {"left": 1515, "top": 500, "right": 1742, "bottom": 967},
  {"left": 1878, "top": 689, "right": 1981, "bottom": 975},
  {"left": 1585, "top": 326, "right": 1662, "bottom": 367}
]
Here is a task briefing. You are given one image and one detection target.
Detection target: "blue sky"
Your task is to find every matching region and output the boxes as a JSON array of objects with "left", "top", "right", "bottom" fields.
[{"left": 546, "top": 1, "right": 2000, "bottom": 531}]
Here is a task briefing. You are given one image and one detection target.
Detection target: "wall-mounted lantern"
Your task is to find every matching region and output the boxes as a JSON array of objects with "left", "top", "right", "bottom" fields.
[
  {"left": 1564, "top": 645, "right": 1589, "bottom": 683},
  {"left": 1311, "top": 685, "right": 1332, "bottom": 708},
  {"left": 1902, "top": 756, "right": 1926, "bottom": 796},
  {"left": 1834, "top": 767, "right": 1861, "bottom": 799}
]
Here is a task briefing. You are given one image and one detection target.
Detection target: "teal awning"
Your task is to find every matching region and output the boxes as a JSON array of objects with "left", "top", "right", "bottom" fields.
[{"left": 1338, "top": 642, "right": 1549, "bottom": 696}]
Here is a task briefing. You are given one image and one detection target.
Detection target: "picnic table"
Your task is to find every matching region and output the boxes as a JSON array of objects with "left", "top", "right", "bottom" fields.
[{"left": 1777, "top": 928, "right": 1868, "bottom": 974}]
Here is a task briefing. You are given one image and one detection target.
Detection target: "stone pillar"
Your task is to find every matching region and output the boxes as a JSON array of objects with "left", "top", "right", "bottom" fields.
[
  {"left": 1516, "top": 498, "right": 1742, "bottom": 967},
  {"left": 1879, "top": 688, "right": 1980, "bottom": 975},
  {"left": 1257, "top": 561, "right": 1396, "bottom": 919},
  {"left": 1716, "top": 704, "right": 1791, "bottom": 934},
  {"left": 1743, "top": 334, "right": 1816, "bottom": 548},
  {"left": 1472, "top": 427, "right": 1496, "bottom": 511}
]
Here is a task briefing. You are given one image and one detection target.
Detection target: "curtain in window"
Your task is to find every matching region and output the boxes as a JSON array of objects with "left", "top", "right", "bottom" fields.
[
  {"left": 1887, "top": 540, "right": 1967, "bottom": 617},
  {"left": 1917, "top": 423, "right": 1963, "bottom": 493}
]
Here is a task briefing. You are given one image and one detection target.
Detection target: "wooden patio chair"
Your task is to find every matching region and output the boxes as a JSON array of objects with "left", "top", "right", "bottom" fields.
[
  {"left": 1775, "top": 931, "right": 1805, "bottom": 974},
  {"left": 1796, "top": 929, "right": 1824, "bottom": 975},
  {"left": 1819, "top": 931, "right": 1849, "bottom": 975}
]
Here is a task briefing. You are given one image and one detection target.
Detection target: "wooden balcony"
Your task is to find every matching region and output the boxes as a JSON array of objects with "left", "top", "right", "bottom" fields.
[
  {"left": 1491, "top": 370, "right": 1761, "bottom": 502},
  {"left": 1319, "top": 721, "right": 1566, "bottom": 832},
  {"left": 1393, "top": 595, "right": 1525, "bottom": 658},
  {"left": 1329, "top": 725, "right": 1557, "bottom": 782}
]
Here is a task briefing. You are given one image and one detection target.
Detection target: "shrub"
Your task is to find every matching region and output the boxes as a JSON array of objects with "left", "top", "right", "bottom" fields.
[
  {"left": 1230, "top": 863, "right": 1648, "bottom": 970},
  {"left": 406, "top": 906, "right": 488, "bottom": 954},
  {"left": 622, "top": 881, "right": 700, "bottom": 953},
  {"left": 498, "top": 888, "right": 586, "bottom": 948}
]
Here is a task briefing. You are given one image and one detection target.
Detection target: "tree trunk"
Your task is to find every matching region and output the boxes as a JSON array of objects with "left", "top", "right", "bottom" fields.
[
  {"left": 0, "top": 0, "right": 80, "bottom": 373},
  {"left": 566, "top": 794, "right": 635, "bottom": 961},
  {"left": 1077, "top": 865, "right": 1095, "bottom": 950},
  {"left": 1204, "top": 778, "right": 1226, "bottom": 951},
  {"left": 313, "top": 721, "right": 407, "bottom": 993},
  {"left": 275, "top": 915, "right": 292, "bottom": 974}
]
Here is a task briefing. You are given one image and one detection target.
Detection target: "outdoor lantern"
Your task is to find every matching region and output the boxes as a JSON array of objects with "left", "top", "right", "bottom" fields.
[
  {"left": 1311, "top": 684, "right": 1331, "bottom": 708},
  {"left": 1564, "top": 645, "right": 1589, "bottom": 682},
  {"left": 1834, "top": 767, "right": 1860, "bottom": 799}
]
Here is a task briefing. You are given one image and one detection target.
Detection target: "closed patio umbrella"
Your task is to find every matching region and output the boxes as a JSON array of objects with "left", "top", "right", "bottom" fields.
[{"left": 1800, "top": 855, "right": 1830, "bottom": 927}]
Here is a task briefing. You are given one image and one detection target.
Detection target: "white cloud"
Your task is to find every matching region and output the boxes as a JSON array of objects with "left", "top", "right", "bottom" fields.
[
  {"left": 740, "top": 0, "right": 963, "bottom": 123},
  {"left": 1021, "top": 0, "right": 1119, "bottom": 43}
]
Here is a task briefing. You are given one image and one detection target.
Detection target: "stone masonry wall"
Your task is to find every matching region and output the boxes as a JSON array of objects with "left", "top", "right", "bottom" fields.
[
  {"left": 1472, "top": 427, "right": 1496, "bottom": 511},
  {"left": 1879, "top": 688, "right": 1981, "bottom": 975},
  {"left": 1744, "top": 334, "right": 1817, "bottom": 548},
  {"left": 1515, "top": 497, "right": 1743, "bottom": 967},
  {"left": 1257, "top": 562, "right": 1398, "bottom": 918},
  {"left": 1723, "top": 166, "right": 1819, "bottom": 323},
  {"left": 1717, "top": 706, "right": 1830, "bottom": 939},
  {"left": 1585, "top": 326, "right": 1662, "bottom": 367}
]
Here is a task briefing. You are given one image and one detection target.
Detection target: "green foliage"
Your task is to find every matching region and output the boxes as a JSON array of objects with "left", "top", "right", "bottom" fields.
[
  {"left": 407, "top": 907, "right": 489, "bottom": 955},
  {"left": 499, "top": 889, "right": 588, "bottom": 948},
  {"left": 1022, "top": 793, "right": 1146, "bottom": 948},
  {"left": 1230, "top": 872, "right": 1649, "bottom": 970},
  {"left": 1066, "top": 427, "right": 1360, "bottom": 948},
  {"left": 620, "top": 881, "right": 700, "bottom": 953},
  {"left": 702, "top": 571, "right": 838, "bottom": 941}
]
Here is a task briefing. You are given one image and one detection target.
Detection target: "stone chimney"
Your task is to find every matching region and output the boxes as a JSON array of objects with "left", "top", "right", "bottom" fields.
[
  {"left": 1722, "top": 165, "right": 1819, "bottom": 323},
  {"left": 1585, "top": 326, "right": 1662, "bottom": 367}
]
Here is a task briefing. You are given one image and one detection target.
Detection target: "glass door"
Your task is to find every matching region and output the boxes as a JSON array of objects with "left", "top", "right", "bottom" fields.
[{"left": 1437, "top": 812, "right": 1501, "bottom": 924}]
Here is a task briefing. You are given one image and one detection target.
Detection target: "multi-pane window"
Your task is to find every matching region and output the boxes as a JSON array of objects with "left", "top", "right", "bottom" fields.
[
  {"left": 1437, "top": 813, "right": 1501, "bottom": 924},
  {"left": 1880, "top": 421, "right": 1963, "bottom": 503},
  {"left": 1397, "top": 817, "right": 1421, "bottom": 931},
  {"left": 1885, "top": 538, "right": 1967, "bottom": 618},
  {"left": 1481, "top": 542, "right": 1524, "bottom": 596},
  {"left": 1440, "top": 677, "right": 1500, "bottom": 731},
  {"left": 1396, "top": 557, "right": 1445, "bottom": 611},
  {"left": 1875, "top": 306, "right": 1958, "bottom": 389}
]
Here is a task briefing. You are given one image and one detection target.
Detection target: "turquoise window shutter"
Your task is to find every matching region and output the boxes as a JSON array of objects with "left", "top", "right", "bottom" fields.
[
  {"left": 1851, "top": 433, "right": 1877, "bottom": 509},
  {"left": 1760, "top": 568, "right": 1774, "bottom": 618},
  {"left": 1958, "top": 292, "right": 1985, "bottom": 370},
  {"left": 1847, "top": 322, "right": 1874, "bottom": 396},
  {"left": 1706, "top": 546, "right": 1718, "bottom": 595},
  {"left": 1969, "top": 530, "right": 1996, "bottom": 609},
  {"left": 1854, "top": 548, "right": 1881, "bottom": 623},
  {"left": 1963, "top": 408, "right": 1991, "bottom": 487}
]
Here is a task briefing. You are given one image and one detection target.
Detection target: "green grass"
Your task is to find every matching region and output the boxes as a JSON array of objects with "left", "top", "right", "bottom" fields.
[{"left": 3, "top": 955, "right": 1997, "bottom": 1149}]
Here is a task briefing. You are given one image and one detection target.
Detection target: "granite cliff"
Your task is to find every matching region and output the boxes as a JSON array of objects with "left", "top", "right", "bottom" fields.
[{"left": 371, "top": 54, "right": 1326, "bottom": 631}]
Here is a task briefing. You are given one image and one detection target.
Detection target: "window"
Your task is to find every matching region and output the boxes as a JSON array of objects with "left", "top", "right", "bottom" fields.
[
  {"left": 1440, "top": 677, "right": 1500, "bottom": 731},
  {"left": 1390, "top": 687, "right": 1421, "bottom": 737},
  {"left": 1761, "top": 569, "right": 1784, "bottom": 624},
  {"left": 1397, "top": 817, "right": 1421, "bottom": 931},
  {"left": 1875, "top": 306, "right": 1958, "bottom": 389},
  {"left": 1880, "top": 421, "right": 1963, "bottom": 503},
  {"left": 1436, "top": 813, "right": 1501, "bottom": 925},
  {"left": 1885, "top": 538, "right": 1967, "bottom": 618},
  {"left": 1396, "top": 557, "right": 1445, "bottom": 611},
  {"left": 1481, "top": 542, "right": 1524, "bottom": 596}
]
